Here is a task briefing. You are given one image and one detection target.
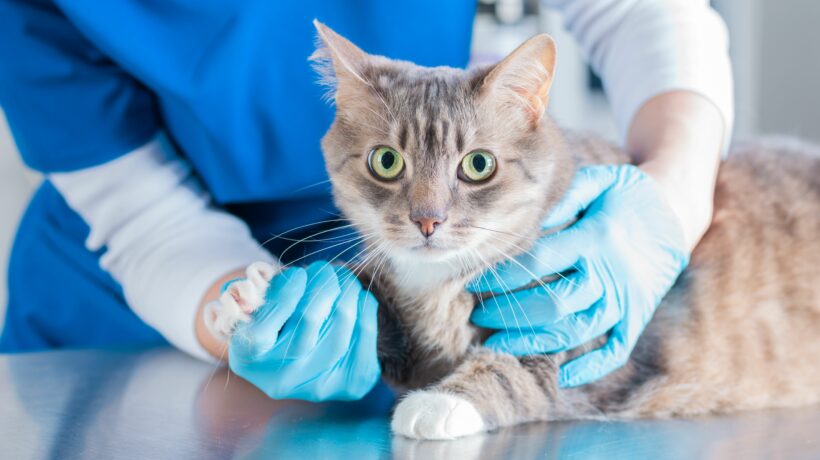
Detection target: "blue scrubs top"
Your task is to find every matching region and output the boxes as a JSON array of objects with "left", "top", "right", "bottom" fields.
[{"left": 0, "top": 0, "right": 474, "bottom": 351}]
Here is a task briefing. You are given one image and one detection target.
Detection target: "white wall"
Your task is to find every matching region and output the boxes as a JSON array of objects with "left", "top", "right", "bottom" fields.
[
  {"left": 757, "top": 0, "right": 820, "bottom": 141},
  {"left": 715, "top": 0, "right": 820, "bottom": 143}
]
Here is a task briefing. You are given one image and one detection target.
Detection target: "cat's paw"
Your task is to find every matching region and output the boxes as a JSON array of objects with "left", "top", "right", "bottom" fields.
[
  {"left": 204, "top": 261, "right": 278, "bottom": 340},
  {"left": 391, "top": 391, "right": 486, "bottom": 440}
]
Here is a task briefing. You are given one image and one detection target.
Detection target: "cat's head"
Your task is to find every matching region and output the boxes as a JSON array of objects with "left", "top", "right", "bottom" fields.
[{"left": 312, "top": 20, "right": 573, "bottom": 278}]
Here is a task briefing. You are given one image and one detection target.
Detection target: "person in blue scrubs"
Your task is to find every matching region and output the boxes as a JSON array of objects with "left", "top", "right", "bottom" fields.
[
  {"left": 0, "top": 0, "right": 475, "bottom": 352},
  {"left": 0, "top": 0, "right": 732, "bottom": 399}
]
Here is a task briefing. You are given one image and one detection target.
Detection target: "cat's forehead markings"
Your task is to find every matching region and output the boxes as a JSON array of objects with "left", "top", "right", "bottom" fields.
[
  {"left": 423, "top": 79, "right": 441, "bottom": 104},
  {"left": 506, "top": 158, "right": 537, "bottom": 182},
  {"left": 369, "top": 69, "right": 476, "bottom": 157},
  {"left": 424, "top": 117, "right": 438, "bottom": 155},
  {"left": 398, "top": 123, "right": 409, "bottom": 151},
  {"left": 377, "top": 74, "right": 392, "bottom": 89},
  {"left": 455, "top": 127, "right": 465, "bottom": 153}
]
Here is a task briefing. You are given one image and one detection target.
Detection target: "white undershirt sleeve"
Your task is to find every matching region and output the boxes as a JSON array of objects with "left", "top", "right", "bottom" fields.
[
  {"left": 543, "top": 0, "right": 734, "bottom": 150},
  {"left": 50, "top": 134, "right": 276, "bottom": 361}
]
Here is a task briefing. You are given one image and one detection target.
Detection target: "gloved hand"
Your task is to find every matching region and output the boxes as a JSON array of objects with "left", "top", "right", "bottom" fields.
[
  {"left": 469, "top": 165, "right": 689, "bottom": 387},
  {"left": 228, "top": 261, "right": 380, "bottom": 401}
]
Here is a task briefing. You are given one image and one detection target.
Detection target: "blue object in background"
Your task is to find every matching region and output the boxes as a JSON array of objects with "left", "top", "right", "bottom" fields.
[{"left": 0, "top": 0, "right": 475, "bottom": 351}]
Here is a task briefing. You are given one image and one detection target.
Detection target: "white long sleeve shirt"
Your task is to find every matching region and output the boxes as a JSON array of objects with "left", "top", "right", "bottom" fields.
[
  {"left": 543, "top": 0, "right": 733, "bottom": 144},
  {"left": 51, "top": 0, "right": 734, "bottom": 360},
  {"left": 51, "top": 137, "right": 276, "bottom": 360}
]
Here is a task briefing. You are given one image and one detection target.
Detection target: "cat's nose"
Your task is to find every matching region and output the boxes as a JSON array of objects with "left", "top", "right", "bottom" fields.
[{"left": 410, "top": 213, "right": 446, "bottom": 237}]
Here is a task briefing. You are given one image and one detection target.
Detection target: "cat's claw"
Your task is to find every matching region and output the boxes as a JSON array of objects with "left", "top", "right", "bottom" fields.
[
  {"left": 391, "top": 391, "right": 486, "bottom": 440},
  {"left": 204, "top": 261, "right": 278, "bottom": 340}
]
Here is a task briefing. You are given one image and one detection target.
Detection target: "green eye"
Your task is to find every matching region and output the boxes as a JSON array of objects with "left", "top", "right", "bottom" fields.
[
  {"left": 368, "top": 146, "right": 405, "bottom": 180},
  {"left": 459, "top": 150, "right": 497, "bottom": 182}
]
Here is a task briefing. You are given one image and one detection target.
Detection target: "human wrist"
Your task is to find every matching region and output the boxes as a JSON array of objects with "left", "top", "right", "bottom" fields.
[
  {"left": 196, "top": 268, "right": 248, "bottom": 360},
  {"left": 627, "top": 91, "right": 724, "bottom": 251},
  {"left": 639, "top": 156, "right": 716, "bottom": 252},
  {"left": 197, "top": 260, "right": 282, "bottom": 360}
]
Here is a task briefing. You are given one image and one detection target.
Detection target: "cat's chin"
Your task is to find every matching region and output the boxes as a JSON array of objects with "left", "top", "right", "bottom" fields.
[{"left": 387, "top": 251, "right": 471, "bottom": 296}]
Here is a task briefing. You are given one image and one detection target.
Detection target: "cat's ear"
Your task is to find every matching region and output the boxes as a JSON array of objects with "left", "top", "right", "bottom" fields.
[
  {"left": 478, "top": 34, "right": 557, "bottom": 129},
  {"left": 311, "top": 20, "right": 372, "bottom": 106}
]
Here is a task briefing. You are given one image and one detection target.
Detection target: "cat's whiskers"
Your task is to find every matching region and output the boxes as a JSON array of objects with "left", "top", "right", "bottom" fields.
[
  {"left": 478, "top": 223, "right": 585, "bottom": 271},
  {"left": 275, "top": 231, "right": 380, "bottom": 366},
  {"left": 480, "top": 240, "right": 593, "bottom": 368},
  {"left": 289, "top": 177, "right": 334, "bottom": 194},
  {"left": 307, "top": 234, "right": 389, "bottom": 305},
  {"left": 466, "top": 247, "right": 514, "bottom": 341},
  {"left": 257, "top": 218, "right": 352, "bottom": 248},
  {"left": 473, "top": 243, "right": 564, "bottom": 369},
  {"left": 277, "top": 232, "right": 372, "bottom": 271},
  {"left": 479, "top": 231, "right": 579, "bottom": 319},
  {"left": 466, "top": 224, "right": 580, "bottom": 320},
  {"left": 470, "top": 246, "right": 549, "bottom": 357},
  {"left": 203, "top": 334, "right": 232, "bottom": 395},
  {"left": 366, "top": 84, "right": 399, "bottom": 126},
  {"left": 470, "top": 247, "right": 541, "bottom": 353},
  {"left": 273, "top": 232, "right": 365, "bottom": 244},
  {"left": 360, "top": 241, "right": 393, "bottom": 316},
  {"left": 273, "top": 236, "right": 387, "bottom": 365},
  {"left": 360, "top": 106, "right": 394, "bottom": 133},
  {"left": 278, "top": 223, "right": 364, "bottom": 262},
  {"left": 471, "top": 225, "right": 577, "bottom": 286}
]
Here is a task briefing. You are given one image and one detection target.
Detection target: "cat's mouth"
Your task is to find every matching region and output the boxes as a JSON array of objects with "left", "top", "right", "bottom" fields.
[
  {"left": 404, "top": 240, "right": 459, "bottom": 260},
  {"left": 410, "top": 241, "right": 449, "bottom": 251}
]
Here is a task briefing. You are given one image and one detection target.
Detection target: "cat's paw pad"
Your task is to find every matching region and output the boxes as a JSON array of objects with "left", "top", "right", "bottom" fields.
[
  {"left": 391, "top": 391, "right": 486, "bottom": 440},
  {"left": 204, "top": 261, "right": 278, "bottom": 340}
]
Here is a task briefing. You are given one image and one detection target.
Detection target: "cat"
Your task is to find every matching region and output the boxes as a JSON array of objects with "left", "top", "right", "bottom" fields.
[{"left": 207, "top": 21, "right": 820, "bottom": 440}]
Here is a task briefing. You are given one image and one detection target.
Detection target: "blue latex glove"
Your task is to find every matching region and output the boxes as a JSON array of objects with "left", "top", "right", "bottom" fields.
[
  {"left": 229, "top": 261, "right": 381, "bottom": 401},
  {"left": 469, "top": 165, "right": 689, "bottom": 387}
]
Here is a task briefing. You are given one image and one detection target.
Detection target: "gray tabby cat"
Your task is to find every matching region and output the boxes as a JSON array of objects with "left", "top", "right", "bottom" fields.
[
  {"left": 213, "top": 21, "right": 820, "bottom": 440},
  {"left": 310, "top": 21, "right": 820, "bottom": 439}
]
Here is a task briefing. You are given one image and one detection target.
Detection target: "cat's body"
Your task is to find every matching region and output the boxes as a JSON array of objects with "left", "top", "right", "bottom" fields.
[
  {"left": 209, "top": 22, "right": 820, "bottom": 440},
  {"left": 371, "top": 134, "right": 820, "bottom": 438},
  {"left": 312, "top": 17, "right": 820, "bottom": 438},
  {"left": 308, "top": 21, "right": 820, "bottom": 439}
]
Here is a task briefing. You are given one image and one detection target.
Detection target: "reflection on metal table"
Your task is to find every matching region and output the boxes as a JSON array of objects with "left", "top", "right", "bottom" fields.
[{"left": 0, "top": 347, "right": 817, "bottom": 459}]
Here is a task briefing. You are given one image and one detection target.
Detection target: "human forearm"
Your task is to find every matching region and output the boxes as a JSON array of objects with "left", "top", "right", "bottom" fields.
[
  {"left": 627, "top": 90, "right": 725, "bottom": 251},
  {"left": 51, "top": 135, "right": 275, "bottom": 361},
  {"left": 543, "top": 0, "right": 732, "bottom": 250}
]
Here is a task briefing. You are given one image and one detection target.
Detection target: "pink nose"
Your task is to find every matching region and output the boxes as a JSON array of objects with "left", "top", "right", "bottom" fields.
[{"left": 411, "top": 215, "right": 445, "bottom": 237}]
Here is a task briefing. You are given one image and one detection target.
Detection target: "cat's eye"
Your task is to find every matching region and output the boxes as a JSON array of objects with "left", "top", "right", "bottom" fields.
[
  {"left": 368, "top": 146, "right": 405, "bottom": 181},
  {"left": 458, "top": 150, "right": 497, "bottom": 183}
]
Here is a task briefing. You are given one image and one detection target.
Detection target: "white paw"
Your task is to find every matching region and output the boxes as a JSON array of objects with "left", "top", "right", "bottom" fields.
[
  {"left": 204, "top": 261, "right": 278, "bottom": 340},
  {"left": 391, "top": 391, "right": 486, "bottom": 440}
]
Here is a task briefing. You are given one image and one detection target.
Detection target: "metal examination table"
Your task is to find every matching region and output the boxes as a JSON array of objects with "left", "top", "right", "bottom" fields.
[{"left": 1, "top": 347, "right": 817, "bottom": 459}]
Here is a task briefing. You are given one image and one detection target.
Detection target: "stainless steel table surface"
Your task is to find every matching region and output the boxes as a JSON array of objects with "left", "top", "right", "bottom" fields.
[{"left": 1, "top": 347, "right": 817, "bottom": 460}]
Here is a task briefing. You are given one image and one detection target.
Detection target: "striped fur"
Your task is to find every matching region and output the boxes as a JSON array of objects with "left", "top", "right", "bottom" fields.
[{"left": 313, "top": 22, "right": 820, "bottom": 438}]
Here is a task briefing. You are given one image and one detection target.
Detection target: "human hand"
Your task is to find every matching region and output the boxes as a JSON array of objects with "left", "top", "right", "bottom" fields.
[
  {"left": 469, "top": 165, "right": 689, "bottom": 387},
  {"left": 228, "top": 261, "right": 380, "bottom": 401}
]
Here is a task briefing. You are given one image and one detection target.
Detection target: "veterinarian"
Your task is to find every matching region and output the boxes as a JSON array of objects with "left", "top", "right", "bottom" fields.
[{"left": 0, "top": 0, "right": 731, "bottom": 399}]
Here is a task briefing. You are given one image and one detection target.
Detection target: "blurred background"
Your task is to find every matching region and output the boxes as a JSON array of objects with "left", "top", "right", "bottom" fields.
[{"left": 1, "top": 0, "right": 818, "bottom": 328}]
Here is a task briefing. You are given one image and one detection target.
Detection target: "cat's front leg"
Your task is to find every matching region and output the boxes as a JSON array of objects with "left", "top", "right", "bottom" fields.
[
  {"left": 376, "top": 285, "right": 488, "bottom": 390},
  {"left": 391, "top": 349, "right": 564, "bottom": 440}
]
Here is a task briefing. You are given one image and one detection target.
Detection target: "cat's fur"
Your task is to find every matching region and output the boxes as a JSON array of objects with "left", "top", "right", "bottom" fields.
[{"left": 210, "top": 21, "right": 820, "bottom": 440}]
